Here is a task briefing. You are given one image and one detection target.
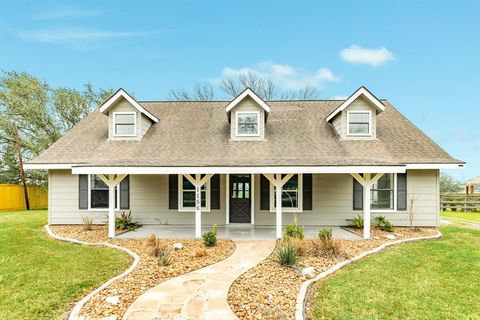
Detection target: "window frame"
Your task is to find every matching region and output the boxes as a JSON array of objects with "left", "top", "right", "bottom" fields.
[
  {"left": 236, "top": 111, "right": 260, "bottom": 137},
  {"left": 87, "top": 174, "right": 120, "bottom": 211},
  {"left": 113, "top": 111, "right": 137, "bottom": 137},
  {"left": 269, "top": 174, "right": 303, "bottom": 212},
  {"left": 347, "top": 110, "right": 372, "bottom": 136},
  {"left": 370, "top": 173, "right": 397, "bottom": 212},
  {"left": 177, "top": 175, "right": 211, "bottom": 212}
]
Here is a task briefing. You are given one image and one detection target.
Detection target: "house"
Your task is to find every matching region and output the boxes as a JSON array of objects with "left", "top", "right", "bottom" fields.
[{"left": 25, "top": 86, "right": 464, "bottom": 239}]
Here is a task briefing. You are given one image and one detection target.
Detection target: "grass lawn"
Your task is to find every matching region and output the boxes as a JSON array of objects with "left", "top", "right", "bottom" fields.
[
  {"left": 0, "top": 210, "right": 131, "bottom": 320},
  {"left": 441, "top": 210, "right": 480, "bottom": 222},
  {"left": 311, "top": 226, "right": 480, "bottom": 319}
]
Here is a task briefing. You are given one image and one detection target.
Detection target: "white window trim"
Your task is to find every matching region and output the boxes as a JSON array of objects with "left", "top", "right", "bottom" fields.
[
  {"left": 87, "top": 174, "right": 120, "bottom": 211},
  {"left": 371, "top": 173, "right": 397, "bottom": 212},
  {"left": 236, "top": 111, "right": 260, "bottom": 137},
  {"left": 113, "top": 112, "right": 137, "bottom": 137},
  {"left": 347, "top": 110, "right": 372, "bottom": 136},
  {"left": 177, "top": 175, "right": 211, "bottom": 212},
  {"left": 269, "top": 174, "right": 303, "bottom": 212}
]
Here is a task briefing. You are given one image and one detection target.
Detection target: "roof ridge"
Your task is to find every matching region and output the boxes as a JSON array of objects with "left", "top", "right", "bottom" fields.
[{"left": 139, "top": 99, "right": 388, "bottom": 103}]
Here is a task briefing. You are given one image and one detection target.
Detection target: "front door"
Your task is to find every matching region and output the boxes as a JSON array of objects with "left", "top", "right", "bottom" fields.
[{"left": 230, "top": 174, "right": 251, "bottom": 223}]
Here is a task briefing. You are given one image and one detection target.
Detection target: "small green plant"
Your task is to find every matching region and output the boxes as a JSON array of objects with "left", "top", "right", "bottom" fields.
[
  {"left": 156, "top": 240, "right": 172, "bottom": 266},
  {"left": 81, "top": 215, "right": 93, "bottom": 231},
  {"left": 350, "top": 214, "right": 364, "bottom": 228},
  {"left": 275, "top": 242, "right": 300, "bottom": 266},
  {"left": 318, "top": 228, "right": 332, "bottom": 241},
  {"left": 374, "top": 216, "right": 395, "bottom": 232},
  {"left": 202, "top": 224, "right": 217, "bottom": 247},
  {"left": 284, "top": 214, "right": 304, "bottom": 239},
  {"left": 115, "top": 211, "right": 140, "bottom": 231}
]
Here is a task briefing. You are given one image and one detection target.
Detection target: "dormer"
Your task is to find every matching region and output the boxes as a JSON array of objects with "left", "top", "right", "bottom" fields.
[
  {"left": 326, "top": 86, "right": 385, "bottom": 140},
  {"left": 99, "top": 89, "right": 158, "bottom": 141},
  {"left": 225, "top": 88, "right": 270, "bottom": 141}
]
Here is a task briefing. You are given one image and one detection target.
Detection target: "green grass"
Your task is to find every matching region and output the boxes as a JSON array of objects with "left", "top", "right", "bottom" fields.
[
  {"left": 0, "top": 210, "right": 131, "bottom": 320},
  {"left": 441, "top": 210, "right": 480, "bottom": 222},
  {"left": 311, "top": 226, "right": 480, "bottom": 320}
]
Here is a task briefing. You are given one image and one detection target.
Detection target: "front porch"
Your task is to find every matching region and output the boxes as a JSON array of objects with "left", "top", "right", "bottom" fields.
[{"left": 117, "top": 225, "right": 363, "bottom": 240}]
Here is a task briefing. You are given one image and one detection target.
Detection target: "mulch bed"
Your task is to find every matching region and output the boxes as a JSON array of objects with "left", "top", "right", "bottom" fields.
[
  {"left": 227, "top": 227, "right": 437, "bottom": 320},
  {"left": 50, "top": 226, "right": 235, "bottom": 319}
]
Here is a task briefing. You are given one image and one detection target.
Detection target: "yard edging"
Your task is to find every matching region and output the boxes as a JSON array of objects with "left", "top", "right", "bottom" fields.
[
  {"left": 44, "top": 225, "right": 140, "bottom": 320},
  {"left": 294, "top": 230, "right": 443, "bottom": 320}
]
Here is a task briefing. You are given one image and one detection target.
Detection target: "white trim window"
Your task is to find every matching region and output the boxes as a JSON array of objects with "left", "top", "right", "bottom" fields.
[
  {"left": 371, "top": 173, "right": 396, "bottom": 211},
  {"left": 347, "top": 111, "right": 371, "bottom": 136},
  {"left": 113, "top": 112, "right": 137, "bottom": 136},
  {"left": 88, "top": 174, "right": 120, "bottom": 210},
  {"left": 236, "top": 111, "right": 260, "bottom": 136},
  {"left": 178, "top": 175, "right": 211, "bottom": 212},
  {"left": 270, "top": 174, "right": 303, "bottom": 212}
]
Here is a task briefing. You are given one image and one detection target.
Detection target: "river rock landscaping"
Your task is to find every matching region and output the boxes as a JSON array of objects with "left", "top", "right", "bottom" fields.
[
  {"left": 50, "top": 226, "right": 235, "bottom": 319},
  {"left": 227, "top": 227, "right": 438, "bottom": 320}
]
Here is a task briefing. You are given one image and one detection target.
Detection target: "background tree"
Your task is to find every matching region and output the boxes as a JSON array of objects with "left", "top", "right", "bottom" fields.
[
  {"left": 0, "top": 71, "right": 113, "bottom": 186},
  {"left": 439, "top": 172, "right": 463, "bottom": 194},
  {"left": 168, "top": 72, "right": 321, "bottom": 101}
]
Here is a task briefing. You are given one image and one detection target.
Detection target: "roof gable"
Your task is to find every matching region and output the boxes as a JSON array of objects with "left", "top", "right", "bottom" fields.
[
  {"left": 326, "top": 86, "right": 385, "bottom": 122},
  {"left": 99, "top": 88, "right": 159, "bottom": 123},
  {"left": 225, "top": 88, "right": 271, "bottom": 113}
]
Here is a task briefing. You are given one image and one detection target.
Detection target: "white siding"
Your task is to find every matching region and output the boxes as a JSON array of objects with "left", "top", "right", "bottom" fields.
[
  {"left": 230, "top": 97, "right": 266, "bottom": 140},
  {"left": 49, "top": 169, "right": 439, "bottom": 227},
  {"left": 108, "top": 98, "right": 152, "bottom": 140},
  {"left": 332, "top": 96, "right": 378, "bottom": 140}
]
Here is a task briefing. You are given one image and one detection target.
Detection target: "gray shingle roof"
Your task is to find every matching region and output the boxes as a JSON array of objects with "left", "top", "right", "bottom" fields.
[{"left": 28, "top": 100, "right": 463, "bottom": 167}]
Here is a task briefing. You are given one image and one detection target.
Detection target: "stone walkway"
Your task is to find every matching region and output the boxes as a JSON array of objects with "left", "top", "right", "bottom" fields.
[{"left": 123, "top": 240, "right": 275, "bottom": 320}]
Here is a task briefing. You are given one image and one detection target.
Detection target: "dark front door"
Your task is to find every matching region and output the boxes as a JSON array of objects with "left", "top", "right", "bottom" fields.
[{"left": 230, "top": 174, "right": 251, "bottom": 223}]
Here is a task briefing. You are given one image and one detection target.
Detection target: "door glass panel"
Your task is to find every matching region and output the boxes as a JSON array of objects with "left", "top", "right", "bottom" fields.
[
  {"left": 238, "top": 183, "right": 244, "bottom": 198},
  {"left": 232, "top": 182, "right": 237, "bottom": 198}
]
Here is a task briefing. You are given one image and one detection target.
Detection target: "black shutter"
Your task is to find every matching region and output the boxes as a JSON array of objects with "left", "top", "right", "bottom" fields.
[
  {"left": 302, "top": 174, "right": 312, "bottom": 210},
  {"left": 120, "top": 175, "right": 130, "bottom": 209},
  {"left": 79, "top": 174, "right": 88, "bottom": 209},
  {"left": 397, "top": 173, "right": 407, "bottom": 211},
  {"left": 169, "top": 174, "right": 178, "bottom": 209},
  {"left": 210, "top": 174, "right": 220, "bottom": 209},
  {"left": 260, "top": 175, "right": 270, "bottom": 210},
  {"left": 353, "top": 178, "right": 363, "bottom": 210}
]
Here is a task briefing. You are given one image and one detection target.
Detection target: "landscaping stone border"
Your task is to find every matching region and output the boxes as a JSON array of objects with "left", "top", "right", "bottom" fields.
[
  {"left": 44, "top": 225, "right": 140, "bottom": 320},
  {"left": 295, "top": 230, "right": 443, "bottom": 320}
]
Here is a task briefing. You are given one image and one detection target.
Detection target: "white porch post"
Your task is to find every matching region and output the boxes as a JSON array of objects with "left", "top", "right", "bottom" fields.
[
  {"left": 108, "top": 177, "right": 116, "bottom": 238},
  {"left": 195, "top": 183, "right": 201, "bottom": 238},
  {"left": 363, "top": 175, "right": 371, "bottom": 240},
  {"left": 275, "top": 182, "right": 282, "bottom": 239}
]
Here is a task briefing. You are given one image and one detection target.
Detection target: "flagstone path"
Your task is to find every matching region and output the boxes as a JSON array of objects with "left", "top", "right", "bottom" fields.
[{"left": 124, "top": 240, "right": 275, "bottom": 320}]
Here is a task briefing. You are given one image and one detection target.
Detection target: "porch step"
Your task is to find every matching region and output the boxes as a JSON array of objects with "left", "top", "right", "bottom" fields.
[{"left": 225, "top": 223, "right": 254, "bottom": 229}]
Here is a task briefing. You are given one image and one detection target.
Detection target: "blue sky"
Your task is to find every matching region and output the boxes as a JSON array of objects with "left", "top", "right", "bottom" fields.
[{"left": 1, "top": 0, "right": 479, "bottom": 180}]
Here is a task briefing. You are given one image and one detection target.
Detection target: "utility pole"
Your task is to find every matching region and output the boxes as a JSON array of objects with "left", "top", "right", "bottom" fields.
[{"left": 13, "top": 124, "right": 30, "bottom": 210}]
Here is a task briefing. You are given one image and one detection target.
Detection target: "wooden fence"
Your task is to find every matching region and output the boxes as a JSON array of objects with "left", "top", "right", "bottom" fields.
[
  {"left": 441, "top": 194, "right": 480, "bottom": 212},
  {"left": 0, "top": 184, "right": 48, "bottom": 211}
]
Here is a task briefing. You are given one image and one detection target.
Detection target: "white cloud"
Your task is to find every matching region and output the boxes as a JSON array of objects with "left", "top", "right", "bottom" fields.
[
  {"left": 330, "top": 95, "right": 348, "bottom": 100},
  {"left": 216, "top": 61, "right": 339, "bottom": 90},
  {"left": 16, "top": 28, "right": 159, "bottom": 45},
  {"left": 340, "top": 45, "right": 394, "bottom": 67},
  {"left": 35, "top": 7, "right": 101, "bottom": 20}
]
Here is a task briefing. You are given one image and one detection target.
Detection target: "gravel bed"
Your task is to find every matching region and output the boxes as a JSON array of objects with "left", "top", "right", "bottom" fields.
[
  {"left": 227, "top": 227, "right": 437, "bottom": 320},
  {"left": 50, "top": 225, "right": 235, "bottom": 319}
]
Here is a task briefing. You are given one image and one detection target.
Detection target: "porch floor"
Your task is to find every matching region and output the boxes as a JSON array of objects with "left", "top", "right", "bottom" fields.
[{"left": 117, "top": 225, "right": 362, "bottom": 240}]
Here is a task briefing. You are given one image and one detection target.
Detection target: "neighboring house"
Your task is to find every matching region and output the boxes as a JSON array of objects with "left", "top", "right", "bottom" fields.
[
  {"left": 465, "top": 175, "right": 480, "bottom": 194},
  {"left": 25, "top": 87, "right": 464, "bottom": 239}
]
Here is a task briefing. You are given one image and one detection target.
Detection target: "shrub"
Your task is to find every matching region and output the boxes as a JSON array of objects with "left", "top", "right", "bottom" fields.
[
  {"left": 115, "top": 211, "right": 140, "bottom": 231},
  {"left": 193, "top": 247, "right": 207, "bottom": 258},
  {"left": 318, "top": 228, "right": 332, "bottom": 241},
  {"left": 145, "top": 234, "right": 159, "bottom": 256},
  {"left": 81, "top": 215, "right": 93, "bottom": 231},
  {"left": 202, "top": 224, "right": 217, "bottom": 247},
  {"left": 374, "top": 216, "right": 395, "bottom": 232},
  {"left": 283, "top": 237, "right": 307, "bottom": 256},
  {"left": 350, "top": 214, "right": 364, "bottom": 228},
  {"left": 156, "top": 240, "right": 172, "bottom": 266},
  {"left": 275, "top": 242, "right": 300, "bottom": 266},
  {"left": 284, "top": 223, "right": 305, "bottom": 239}
]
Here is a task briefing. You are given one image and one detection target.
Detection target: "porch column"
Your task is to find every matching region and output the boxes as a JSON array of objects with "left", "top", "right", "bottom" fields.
[
  {"left": 184, "top": 173, "right": 213, "bottom": 239},
  {"left": 351, "top": 172, "right": 384, "bottom": 240},
  {"left": 263, "top": 173, "right": 294, "bottom": 240},
  {"left": 97, "top": 173, "right": 127, "bottom": 238}
]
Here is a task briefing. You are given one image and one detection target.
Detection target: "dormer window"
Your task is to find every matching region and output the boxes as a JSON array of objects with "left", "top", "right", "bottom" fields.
[
  {"left": 113, "top": 112, "right": 136, "bottom": 136},
  {"left": 236, "top": 111, "right": 260, "bottom": 136},
  {"left": 347, "top": 111, "right": 371, "bottom": 136}
]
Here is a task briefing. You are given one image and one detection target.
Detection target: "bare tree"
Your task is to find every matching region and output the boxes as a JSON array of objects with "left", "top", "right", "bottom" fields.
[
  {"left": 221, "top": 71, "right": 278, "bottom": 100},
  {"left": 407, "top": 192, "right": 418, "bottom": 229},
  {"left": 279, "top": 84, "right": 321, "bottom": 100},
  {"left": 168, "top": 82, "right": 215, "bottom": 101}
]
